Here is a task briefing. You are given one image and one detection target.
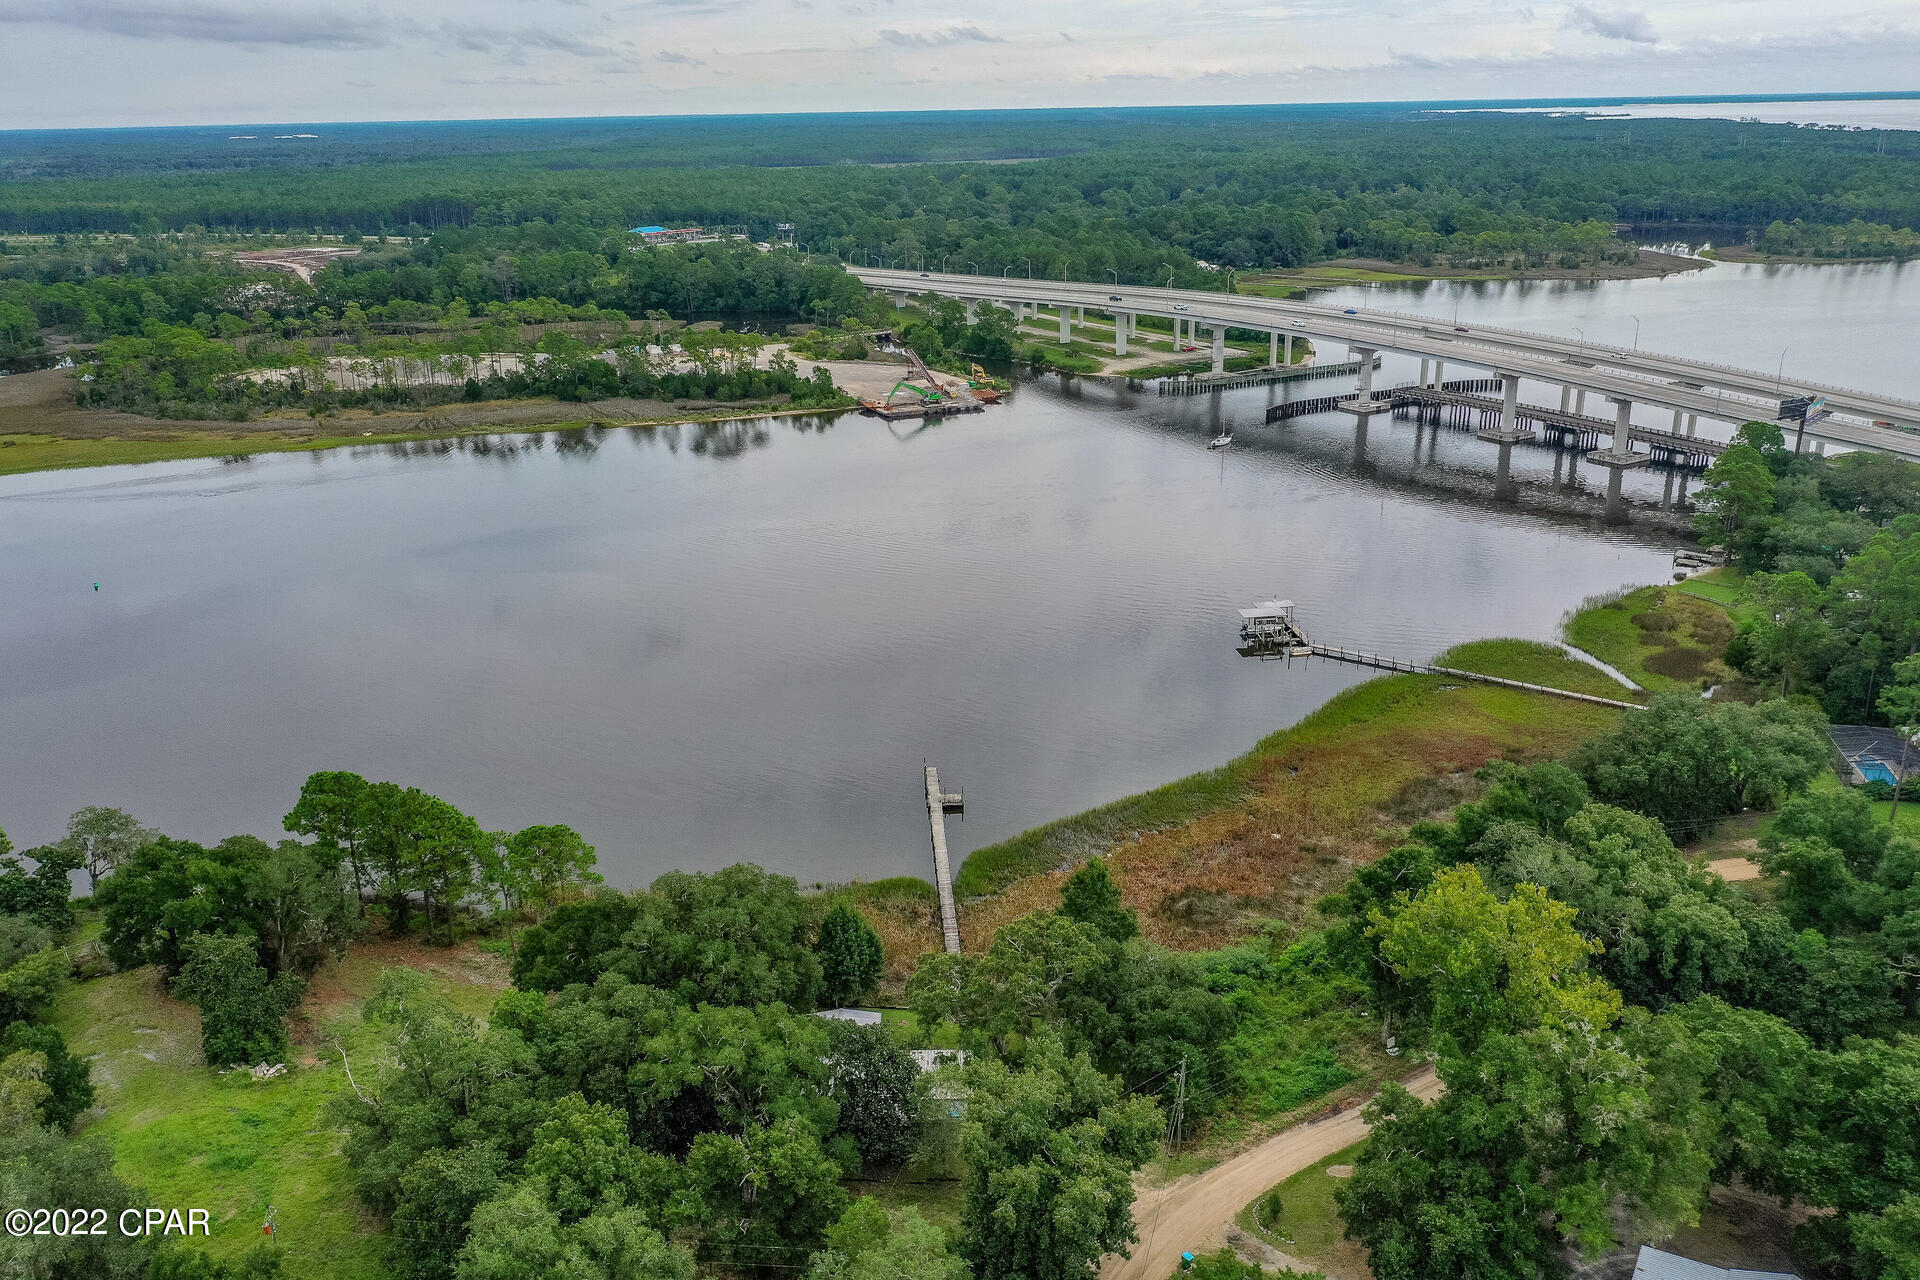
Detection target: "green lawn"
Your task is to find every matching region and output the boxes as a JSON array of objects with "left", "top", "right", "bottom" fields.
[
  {"left": 53, "top": 939, "right": 513, "bottom": 1280},
  {"left": 1870, "top": 800, "right": 1920, "bottom": 834},
  {"left": 1237, "top": 1139, "right": 1371, "bottom": 1278},
  {"left": 1671, "top": 566, "right": 1746, "bottom": 606}
]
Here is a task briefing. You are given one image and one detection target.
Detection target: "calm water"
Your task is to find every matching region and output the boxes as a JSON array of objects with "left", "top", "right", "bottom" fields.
[
  {"left": 6, "top": 259, "right": 1918, "bottom": 887},
  {"left": 1465, "top": 98, "right": 1920, "bottom": 131}
]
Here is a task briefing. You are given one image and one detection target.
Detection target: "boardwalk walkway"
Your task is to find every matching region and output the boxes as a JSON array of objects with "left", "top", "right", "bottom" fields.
[
  {"left": 923, "top": 766, "right": 964, "bottom": 954},
  {"left": 1307, "top": 645, "right": 1644, "bottom": 710}
]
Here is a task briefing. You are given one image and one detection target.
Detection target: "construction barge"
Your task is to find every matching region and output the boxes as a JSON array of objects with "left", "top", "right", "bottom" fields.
[{"left": 858, "top": 348, "right": 1002, "bottom": 420}]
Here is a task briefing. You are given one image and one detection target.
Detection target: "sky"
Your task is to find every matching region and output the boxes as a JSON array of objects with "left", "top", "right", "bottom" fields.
[{"left": 0, "top": 0, "right": 1916, "bottom": 129}]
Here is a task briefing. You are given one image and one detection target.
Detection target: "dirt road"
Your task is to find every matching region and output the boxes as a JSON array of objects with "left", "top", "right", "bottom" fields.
[{"left": 1104, "top": 1068, "right": 1443, "bottom": 1280}]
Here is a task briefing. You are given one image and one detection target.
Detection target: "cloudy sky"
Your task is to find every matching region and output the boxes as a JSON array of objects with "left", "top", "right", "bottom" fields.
[{"left": 0, "top": 0, "right": 1915, "bottom": 129}]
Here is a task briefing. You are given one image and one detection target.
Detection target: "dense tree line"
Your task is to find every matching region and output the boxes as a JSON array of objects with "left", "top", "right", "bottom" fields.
[
  {"left": 1693, "top": 424, "right": 1920, "bottom": 723},
  {"left": 1317, "top": 690, "right": 1920, "bottom": 1280},
  {"left": 4, "top": 112, "right": 1918, "bottom": 273}
]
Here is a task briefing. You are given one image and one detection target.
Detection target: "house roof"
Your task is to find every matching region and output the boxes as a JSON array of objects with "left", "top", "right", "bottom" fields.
[
  {"left": 630, "top": 226, "right": 667, "bottom": 234},
  {"left": 1633, "top": 1246, "right": 1797, "bottom": 1280}
]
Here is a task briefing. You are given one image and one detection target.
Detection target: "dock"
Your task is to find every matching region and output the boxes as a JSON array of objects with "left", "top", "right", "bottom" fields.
[
  {"left": 1306, "top": 645, "right": 1643, "bottom": 710},
  {"left": 1234, "top": 598, "right": 1644, "bottom": 710},
  {"left": 923, "top": 766, "right": 965, "bottom": 954},
  {"left": 1237, "top": 598, "right": 1312, "bottom": 656}
]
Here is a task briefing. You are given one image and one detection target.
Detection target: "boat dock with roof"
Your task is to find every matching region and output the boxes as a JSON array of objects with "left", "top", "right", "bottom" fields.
[{"left": 1238, "top": 598, "right": 1310, "bottom": 656}]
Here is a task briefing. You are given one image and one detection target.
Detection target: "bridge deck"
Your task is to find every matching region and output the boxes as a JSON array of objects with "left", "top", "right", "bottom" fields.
[
  {"left": 1394, "top": 386, "right": 1726, "bottom": 462},
  {"left": 851, "top": 266, "right": 1920, "bottom": 458}
]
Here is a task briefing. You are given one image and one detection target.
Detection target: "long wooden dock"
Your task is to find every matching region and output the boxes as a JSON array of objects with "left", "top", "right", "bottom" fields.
[
  {"left": 923, "top": 766, "right": 965, "bottom": 954},
  {"left": 1306, "top": 645, "right": 1644, "bottom": 710}
]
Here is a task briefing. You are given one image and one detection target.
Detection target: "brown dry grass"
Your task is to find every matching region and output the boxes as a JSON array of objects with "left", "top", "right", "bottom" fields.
[{"left": 957, "top": 670, "right": 1624, "bottom": 954}]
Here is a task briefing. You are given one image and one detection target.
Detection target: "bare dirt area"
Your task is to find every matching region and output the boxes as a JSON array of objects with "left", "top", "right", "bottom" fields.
[
  {"left": 233, "top": 245, "right": 362, "bottom": 282},
  {"left": 1106, "top": 1069, "right": 1443, "bottom": 1280}
]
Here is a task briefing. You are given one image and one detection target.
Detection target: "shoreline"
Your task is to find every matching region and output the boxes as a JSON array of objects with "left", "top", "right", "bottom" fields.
[
  {"left": 1703, "top": 244, "right": 1908, "bottom": 266},
  {"left": 1240, "top": 247, "right": 1711, "bottom": 294},
  {"left": 0, "top": 390, "right": 860, "bottom": 479}
]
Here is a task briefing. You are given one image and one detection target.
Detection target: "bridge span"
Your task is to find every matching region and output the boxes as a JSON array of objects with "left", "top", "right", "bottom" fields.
[{"left": 850, "top": 267, "right": 1920, "bottom": 463}]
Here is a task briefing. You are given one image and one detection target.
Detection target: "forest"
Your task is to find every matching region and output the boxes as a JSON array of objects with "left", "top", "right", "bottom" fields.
[
  {"left": 5, "top": 109, "right": 1920, "bottom": 276},
  {"left": 1690, "top": 423, "right": 1920, "bottom": 726}
]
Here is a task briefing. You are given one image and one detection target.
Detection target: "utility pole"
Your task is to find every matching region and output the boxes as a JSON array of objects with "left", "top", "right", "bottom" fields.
[{"left": 1167, "top": 1057, "right": 1188, "bottom": 1154}]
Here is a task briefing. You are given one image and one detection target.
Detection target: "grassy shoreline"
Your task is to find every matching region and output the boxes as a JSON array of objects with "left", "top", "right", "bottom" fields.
[
  {"left": 948, "top": 638, "right": 1634, "bottom": 949},
  {"left": 0, "top": 401, "right": 852, "bottom": 478}
]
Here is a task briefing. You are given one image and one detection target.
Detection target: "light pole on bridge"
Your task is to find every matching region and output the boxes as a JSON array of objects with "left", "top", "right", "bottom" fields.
[
  {"left": 966, "top": 261, "right": 978, "bottom": 274},
  {"left": 1022, "top": 257, "right": 1033, "bottom": 279},
  {"left": 1108, "top": 268, "right": 1119, "bottom": 284},
  {"left": 1630, "top": 315, "right": 1642, "bottom": 351},
  {"left": 1002, "top": 265, "right": 1013, "bottom": 279}
]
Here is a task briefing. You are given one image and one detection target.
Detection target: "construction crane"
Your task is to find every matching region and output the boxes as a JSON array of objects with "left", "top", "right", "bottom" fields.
[{"left": 884, "top": 379, "right": 946, "bottom": 405}]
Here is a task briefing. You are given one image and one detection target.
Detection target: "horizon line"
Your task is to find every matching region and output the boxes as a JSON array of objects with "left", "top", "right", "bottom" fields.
[{"left": 5, "top": 89, "right": 1918, "bottom": 137}]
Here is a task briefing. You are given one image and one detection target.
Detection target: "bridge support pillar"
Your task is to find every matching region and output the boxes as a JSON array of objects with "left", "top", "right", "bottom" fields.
[
  {"left": 1560, "top": 384, "right": 1572, "bottom": 412},
  {"left": 1494, "top": 441, "right": 1518, "bottom": 501},
  {"left": 1115, "top": 315, "right": 1130, "bottom": 357},
  {"left": 1272, "top": 332, "right": 1281, "bottom": 369},
  {"left": 1075, "top": 306, "right": 1085, "bottom": 324},
  {"left": 1686, "top": 413, "right": 1697, "bottom": 437},
  {"left": 1589, "top": 396, "right": 1649, "bottom": 523},
  {"left": 1211, "top": 326, "right": 1226, "bottom": 375},
  {"left": 964, "top": 300, "right": 977, "bottom": 323},
  {"left": 1671, "top": 408, "right": 1683, "bottom": 434},
  {"left": 1058, "top": 305, "right": 1072, "bottom": 344},
  {"left": 1284, "top": 333, "right": 1293, "bottom": 366},
  {"left": 1339, "top": 346, "right": 1380, "bottom": 417},
  {"left": 1419, "top": 358, "right": 1430, "bottom": 386},
  {"left": 1478, "top": 372, "right": 1534, "bottom": 445},
  {"left": 1575, "top": 389, "right": 1587, "bottom": 415},
  {"left": 1431, "top": 360, "right": 1444, "bottom": 388}
]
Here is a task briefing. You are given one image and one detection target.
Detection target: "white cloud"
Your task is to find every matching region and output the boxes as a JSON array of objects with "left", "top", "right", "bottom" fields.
[{"left": 1563, "top": 4, "right": 1658, "bottom": 43}]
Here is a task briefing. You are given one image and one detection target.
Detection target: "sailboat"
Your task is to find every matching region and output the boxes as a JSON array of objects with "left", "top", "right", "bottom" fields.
[{"left": 1208, "top": 431, "right": 1233, "bottom": 450}]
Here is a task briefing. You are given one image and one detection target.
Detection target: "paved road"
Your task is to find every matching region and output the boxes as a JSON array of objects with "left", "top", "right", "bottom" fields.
[
  {"left": 851, "top": 267, "right": 1920, "bottom": 458},
  {"left": 1104, "top": 1068, "right": 1444, "bottom": 1280}
]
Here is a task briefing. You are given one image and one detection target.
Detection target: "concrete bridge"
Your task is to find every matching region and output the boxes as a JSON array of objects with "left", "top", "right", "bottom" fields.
[{"left": 851, "top": 267, "right": 1920, "bottom": 465}]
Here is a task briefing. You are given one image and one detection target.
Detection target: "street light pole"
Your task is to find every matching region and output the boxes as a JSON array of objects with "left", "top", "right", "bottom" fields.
[
  {"left": 1003, "top": 265, "right": 1013, "bottom": 279},
  {"left": 1630, "top": 315, "right": 1641, "bottom": 351},
  {"left": 1023, "top": 257, "right": 1032, "bottom": 278},
  {"left": 966, "top": 261, "right": 978, "bottom": 274}
]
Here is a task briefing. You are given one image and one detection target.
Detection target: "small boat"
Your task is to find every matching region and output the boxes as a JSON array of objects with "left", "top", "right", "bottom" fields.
[{"left": 1209, "top": 432, "right": 1233, "bottom": 450}]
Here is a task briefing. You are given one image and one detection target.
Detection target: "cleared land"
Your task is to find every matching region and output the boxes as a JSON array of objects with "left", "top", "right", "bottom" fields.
[{"left": 54, "top": 933, "right": 510, "bottom": 1280}]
